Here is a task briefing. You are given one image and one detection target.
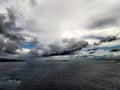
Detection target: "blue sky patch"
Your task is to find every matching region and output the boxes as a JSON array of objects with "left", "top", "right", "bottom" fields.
[
  {"left": 20, "top": 42, "right": 36, "bottom": 50},
  {"left": 96, "top": 45, "right": 120, "bottom": 50}
]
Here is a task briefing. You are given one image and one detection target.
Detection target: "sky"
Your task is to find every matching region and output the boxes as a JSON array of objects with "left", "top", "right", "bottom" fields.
[{"left": 0, "top": 0, "right": 120, "bottom": 58}]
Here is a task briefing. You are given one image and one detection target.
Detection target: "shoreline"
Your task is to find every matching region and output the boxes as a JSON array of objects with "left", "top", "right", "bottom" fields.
[{"left": 0, "top": 58, "right": 26, "bottom": 62}]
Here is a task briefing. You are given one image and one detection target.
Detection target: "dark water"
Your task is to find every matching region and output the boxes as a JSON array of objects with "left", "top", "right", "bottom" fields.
[{"left": 0, "top": 60, "right": 120, "bottom": 90}]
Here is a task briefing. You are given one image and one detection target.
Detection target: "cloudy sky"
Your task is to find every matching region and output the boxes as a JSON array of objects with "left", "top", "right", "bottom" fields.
[
  {"left": 0, "top": 0, "right": 120, "bottom": 57},
  {"left": 0, "top": 0, "right": 120, "bottom": 43}
]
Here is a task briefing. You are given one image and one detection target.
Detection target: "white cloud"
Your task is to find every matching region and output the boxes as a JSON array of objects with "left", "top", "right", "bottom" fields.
[{"left": 0, "top": 0, "right": 120, "bottom": 45}]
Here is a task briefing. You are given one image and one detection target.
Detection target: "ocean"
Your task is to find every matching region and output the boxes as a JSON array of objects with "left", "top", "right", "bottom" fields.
[{"left": 0, "top": 60, "right": 120, "bottom": 90}]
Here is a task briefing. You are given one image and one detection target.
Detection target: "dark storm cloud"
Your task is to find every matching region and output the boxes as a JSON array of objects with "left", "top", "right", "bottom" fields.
[
  {"left": 99, "top": 33, "right": 119, "bottom": 43},
  {"left": 0, "top": 36, "right": 20, "bottom": 54},
  {"left": 0, "top": 8, "right": 25, "bottom": 54},
  {"left": 29, "top": 38, "right": 89, "bottom": 57},
  {"left": 92, "top": 33, "right": 120, "bottom": 46},
  {"left": 0, "top": 36, "right": 5, "bottom": 50},
  {"left": 0, "top": 8, "right": 24, "bottom": 41},
  {"left": 4, "top": 40, "right": 19, "bottom": 54}
]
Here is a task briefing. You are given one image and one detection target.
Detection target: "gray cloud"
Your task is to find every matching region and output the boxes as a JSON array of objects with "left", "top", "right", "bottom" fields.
[
  {"left": 4, "top": 40, "right": 19, "bottom": 54},
  {"left": 99, "top": 33, "right": 120, "bottom": 43},
  {"left": 83, "top": 35, "right": 106, "bottom": 40},
  {"left": 29, "top": 38, "right": 89, "bottom": 57},
  {"left": 0, "top": 8, "right": 24, "bottom": 41},
  {"left": 0, "top": 35, "right": 20, "bottom": 54},
  {"left": 0, "top": 8, "right": 25, "bottom": 54},
  {"left": 0, "top": 35, "right": 5, "bottom": 50},
  {"left": 87, "top": 17, "right": 119, "bottom": 29},
  {"left": 1, "top": 0, "right": 120, "bottom": 56},
  {"left": 86, "top": 4, "right": 120, "bottom": 30},
  {"left": 92, "top": 33, "right": 120, "bottom": 46},
  {"left": 29, "top": 0, "right": 37, "bottom": 7},
  {"left": 1, "top": 0, "right": 120, "bottom": 43}
]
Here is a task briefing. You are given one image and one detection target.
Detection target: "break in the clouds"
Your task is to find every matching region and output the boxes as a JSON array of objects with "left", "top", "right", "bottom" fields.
[{"left": 0, "top": 0, "right": 120, "bottom": 56}]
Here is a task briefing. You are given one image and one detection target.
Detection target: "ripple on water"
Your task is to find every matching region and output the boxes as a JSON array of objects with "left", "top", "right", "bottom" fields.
[{"left": 0, "top": 77, "right": 21, "bottom": 90}]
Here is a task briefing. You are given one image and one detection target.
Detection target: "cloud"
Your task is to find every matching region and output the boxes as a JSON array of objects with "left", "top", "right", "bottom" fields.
[
  {"left": 1, "top": 0, "right": 120, "bottom": 56},
  {"left": 4, "top": 40, "right": 19, "bottom": 54},
  {"left": 1, "top": 0, "right": 120, "bottom": 43},
  {"left": 0, "top": 35, "right": 5, "bottom": 50},
  {"left": 0, "top": 8, "right": 24, "bottom": 41},
  {"left": 29, "top": 0, "right": 37, "bottom": 7},
  {"left": 25, "top": 0, "right": 120, "bottom": 43},
  {"left": 83, "top": 35, "right": 106, "bottom": 40},
  {"left": 98, "top": 33, "right": 120, "bottom": 44},
  {"left": 0, "top": 7, "right": 25, "bottom": 54},
  {"left": 0, "top": 35, "right": 20, "bottom": 54},
  {"left": 29, "top": 38, "right": 88, "bottom": 57},
  {"left": 87, "top": 17, "right": 119, "bottom": 29},
  {"left": 86, "top": 2, "right": 120, "bottom": 30}
]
